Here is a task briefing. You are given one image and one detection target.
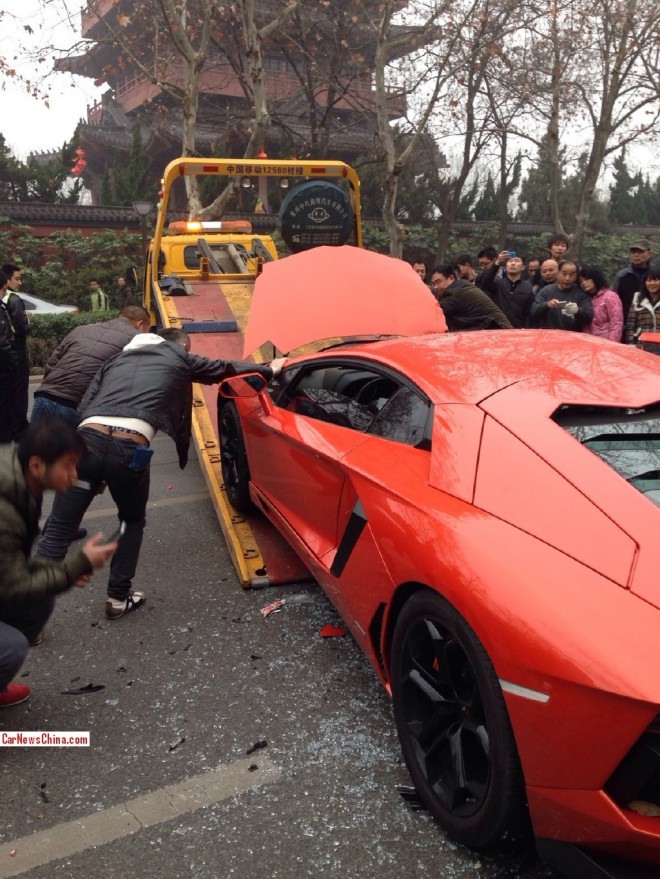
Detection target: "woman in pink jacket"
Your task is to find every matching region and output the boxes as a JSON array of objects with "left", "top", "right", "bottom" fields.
[{"left": 578, "top": 265, "right": 624, "bottom": 342}]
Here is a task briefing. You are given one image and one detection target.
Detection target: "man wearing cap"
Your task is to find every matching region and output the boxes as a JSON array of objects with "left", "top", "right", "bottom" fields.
[{"left": 612, "top": 240, "right": 656, "bottom": 340}]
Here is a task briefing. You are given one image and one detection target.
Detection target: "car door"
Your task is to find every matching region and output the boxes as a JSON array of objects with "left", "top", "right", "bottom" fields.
[
  {"left": 323, "top": 381, "right": 435, "bottom": 628},
  {"left": 243, "top": 360, "right": 395, "bottom": 562}
]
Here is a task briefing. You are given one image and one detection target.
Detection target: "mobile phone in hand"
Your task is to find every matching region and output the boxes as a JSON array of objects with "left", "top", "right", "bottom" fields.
[{"left": 106, "top": 521, "right": 126, "bottom": 542}]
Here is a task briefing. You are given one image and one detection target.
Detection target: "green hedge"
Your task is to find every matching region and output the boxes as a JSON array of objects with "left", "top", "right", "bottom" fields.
[
  {"left": 27, "top": 311, "right": 119, "bottom": 371},
  {"left": 0, "top": 220, "right": 142, "bottom": 313}
]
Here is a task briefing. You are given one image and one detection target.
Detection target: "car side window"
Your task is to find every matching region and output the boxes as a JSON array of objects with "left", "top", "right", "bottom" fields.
[
  {"left": 275, "top": 363, "right": 431, "bottom": 447},
  {"left": 367, "top": 386, "right": 431, "bottom": 448}
]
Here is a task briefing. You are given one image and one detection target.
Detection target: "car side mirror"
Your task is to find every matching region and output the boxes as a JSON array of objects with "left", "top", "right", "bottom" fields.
[{"left": 219, "top": 373, "right": 268, "bottom": 398}]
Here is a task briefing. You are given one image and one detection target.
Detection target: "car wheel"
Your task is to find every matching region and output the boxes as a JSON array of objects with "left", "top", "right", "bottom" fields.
[
  {"left": 220, "top": 402, "right": 253, "bottom": 513},
  {"left": 390, "top": 590, "right": 528, "bottom": 850}
]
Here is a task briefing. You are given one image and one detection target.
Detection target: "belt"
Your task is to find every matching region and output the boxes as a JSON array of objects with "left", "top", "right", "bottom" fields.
[{"left": 81, "top": 423, "right": 150, "bottom": 446}]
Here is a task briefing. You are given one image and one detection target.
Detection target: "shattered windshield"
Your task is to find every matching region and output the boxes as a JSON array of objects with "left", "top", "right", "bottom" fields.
[{"left": 553, "top": 404, "right": 660, "bottom": 508}]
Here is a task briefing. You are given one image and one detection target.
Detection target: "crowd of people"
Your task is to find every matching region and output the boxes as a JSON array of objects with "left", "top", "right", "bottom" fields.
[
  {"left": 413, "top": 235, "right": 658, "bottom": 344},
  {"left": 0, "top": 234, "right": 657, "bottom": 711},
  {"left": 0, "top": 271, "right": 286, "bottom": 709}
]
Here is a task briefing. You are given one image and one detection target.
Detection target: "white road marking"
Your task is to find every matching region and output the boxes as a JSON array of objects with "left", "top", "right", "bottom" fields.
[
  {"left": 0, "top": 757, "right": 281, "bottom": 878},
  {"left": 81, "top": 490, "right": 211, "bottom": 520}
]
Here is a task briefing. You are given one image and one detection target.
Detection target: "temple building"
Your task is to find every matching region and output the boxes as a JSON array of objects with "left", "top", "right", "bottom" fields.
[{"left": 57, "top": 0, "right": 425, "bottom": 206}]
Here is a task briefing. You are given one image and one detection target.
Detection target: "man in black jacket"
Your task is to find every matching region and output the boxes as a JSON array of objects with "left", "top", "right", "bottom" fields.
[
  {"left": 431, "top": 265, "right": 512, "bottom": 331},
  {"left": 489, "top": 255, "right": 534, "bottom": 328},
  {"left": 1, "top": 263, "right": 30, "bottom": 440},
  {"left": 0, "top": 270, "right": 17, "bottom": 443},
  {"left": 612, "top": 240, "right": 656, "bottom": 339},
  {"left": 530, "top": 260, "right": 593, "bottom": 331},
  {"left": 37, "top": 328, "right": 285, "bottom": 620},
  {"left": 32, "top": 305, "right": 150, "bottom": 543}
]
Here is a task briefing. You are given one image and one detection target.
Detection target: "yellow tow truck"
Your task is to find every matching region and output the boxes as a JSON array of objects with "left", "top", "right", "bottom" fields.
[{"left": 143, "top": 157, "right": 363, "bottom": 587}]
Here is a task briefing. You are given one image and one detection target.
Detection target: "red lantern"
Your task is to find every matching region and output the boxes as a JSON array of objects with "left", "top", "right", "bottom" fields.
[
  {"left": 257, "top": 147, "right": 267, "bottom": 159},
  {"left": 70, "top": 157, "right": 87, "bottom": 176}
]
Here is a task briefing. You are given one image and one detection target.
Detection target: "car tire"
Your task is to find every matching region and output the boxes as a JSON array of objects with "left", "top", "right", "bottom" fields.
[
  {"left": 390, "top": 590, "right": 528, "bottom": 850},
  {"left": 220, "top": 402, "right": 253, "bottom": 513}
]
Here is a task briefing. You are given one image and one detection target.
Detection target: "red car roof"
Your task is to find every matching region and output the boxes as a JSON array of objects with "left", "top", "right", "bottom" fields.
[{"left": 321, "top": 330, "right": 660, "bottom": 407}]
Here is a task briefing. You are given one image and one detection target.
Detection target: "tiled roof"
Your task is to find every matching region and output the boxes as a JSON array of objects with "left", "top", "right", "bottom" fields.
[
  {"left": 0, "top": 202, "right": 148, "bottom": 228},
  {"left": 3, "top": 203, "right": 656, "bottom": 238},
  {"left": 0, "top": 202, "right": 277, "bottom": 232}
]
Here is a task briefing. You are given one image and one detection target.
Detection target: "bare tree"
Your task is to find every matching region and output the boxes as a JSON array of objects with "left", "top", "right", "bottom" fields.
[
  {"left": 45, "top": 0, "right": 222, "bottom": 212},
  {"left": 38, "top": 0, "right": 300, "bottom": 215},
  {"left": 569, "top": 0, "right": 660, "bottom": 255},
  {"left": 494, "top": 0, "right": 660, "bottom": 254},
  {"left": 427, "top": 0, "right": 522, "bottom": 260},
  {"left": 198, "top": 0, "right": 301, "bottom": 220},
  {"left": 369, "top": 0, "right": 454, "bottom": 258},
  {"left": 508, "top": 0, "right": 577, "bottom": 234},
  {"left": 270, "top": 3, "right": 378, "bottom": 157}
]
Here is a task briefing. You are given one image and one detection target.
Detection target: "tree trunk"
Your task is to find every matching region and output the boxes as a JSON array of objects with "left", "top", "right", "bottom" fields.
[
  {"left": 497, "top": 131, "right": 509, "bottom": 249},
  {"left": 181, "top": 59, "right": 202, "bottom": 217},
  {"left": 382, "top": 170, "right": 407, "bottom": 259},
  {"left": 571, "top": 128, "right": 609, "bottom": 258},
  {"left": 199, "top": 0, "right": 300, "bottom": 220},
  {"left": 547, "top": 25, "right": 565, "bottom": 234}
]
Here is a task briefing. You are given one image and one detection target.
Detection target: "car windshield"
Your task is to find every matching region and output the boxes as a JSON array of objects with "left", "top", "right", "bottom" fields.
[{"left": 554, "top": 404, "right": 660, "bottom": 508}]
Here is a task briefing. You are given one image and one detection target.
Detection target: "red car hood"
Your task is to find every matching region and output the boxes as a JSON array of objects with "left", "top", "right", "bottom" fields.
[{"left": 242, "top": 245, "right": 446, "bottom": 356}]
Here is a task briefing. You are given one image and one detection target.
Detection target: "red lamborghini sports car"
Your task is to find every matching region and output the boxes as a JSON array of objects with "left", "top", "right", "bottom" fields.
[{"left": 219, "top": 249, "right": 660, "bottom": 878}]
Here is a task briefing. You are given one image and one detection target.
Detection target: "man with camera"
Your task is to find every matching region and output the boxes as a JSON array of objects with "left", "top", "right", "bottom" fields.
[
  {"left": 530, "top": 260, "right": 593, "bottom": 331},
  {"left": 0, "top": 419, "right": 116, "bottom": 706}
]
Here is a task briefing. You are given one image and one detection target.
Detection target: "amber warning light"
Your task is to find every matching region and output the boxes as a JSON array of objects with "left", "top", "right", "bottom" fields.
[{"left": 168, "top": 220, "right": 252, "bottom": 235}]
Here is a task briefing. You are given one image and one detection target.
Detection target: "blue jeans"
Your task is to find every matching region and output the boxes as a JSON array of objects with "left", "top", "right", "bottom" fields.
[
  {"left": 31, "top": 394, "right": 79, "bottom": 424},
  {"left": 0, "top": 600, "right": 54, "bottom": 689},
  {"left": 0, "top": 622, "right": 29, "bottom": 691},
  {"left": 32, "top": 396, "right": 81, "bottom": 533},
  {"left": 37, "top": 428, "right": 151, "bottom": 600}
]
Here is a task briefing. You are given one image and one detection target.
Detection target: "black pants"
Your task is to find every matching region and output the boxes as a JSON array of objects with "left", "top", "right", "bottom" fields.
[
  {"left": 0, "top": 366, "right": 16, "bottom": 443},
  {"left": 11, "top": 347, "right": 30, "bottom": 440},
  {"left": 37, "top": 428, "right": 151, "bottom": 600}
]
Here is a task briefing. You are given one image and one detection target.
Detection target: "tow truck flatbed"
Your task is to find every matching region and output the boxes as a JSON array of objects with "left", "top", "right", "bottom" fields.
[{"left": 143, "top": 157, "right": 362, "bottom": 587}]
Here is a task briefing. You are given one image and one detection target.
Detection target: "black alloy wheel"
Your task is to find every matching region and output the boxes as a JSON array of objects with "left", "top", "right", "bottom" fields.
[
  {"left": 390, "top": 590, "right": 529, "bottom": 850},
  {"left": 219, "top": 401, "right": 253, "bottom": 513}
]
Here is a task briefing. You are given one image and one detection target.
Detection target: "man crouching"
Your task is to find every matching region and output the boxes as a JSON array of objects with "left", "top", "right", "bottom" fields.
[{"left": 0, "top": 419, "right": 117, "bottom": 708}]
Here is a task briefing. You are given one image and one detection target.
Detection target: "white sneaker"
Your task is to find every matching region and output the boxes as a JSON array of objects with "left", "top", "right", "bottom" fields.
[{"left": 105, "top": 590, "right": 146, "bottom": 619}]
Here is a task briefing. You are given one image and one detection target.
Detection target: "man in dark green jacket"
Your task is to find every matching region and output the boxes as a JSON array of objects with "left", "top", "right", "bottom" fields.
[
  {"left": 0, "top": 419, "right": 116, "bottom": 708},
  {"left": 431, "top": 264, "right": 513, "bottom": 331}
]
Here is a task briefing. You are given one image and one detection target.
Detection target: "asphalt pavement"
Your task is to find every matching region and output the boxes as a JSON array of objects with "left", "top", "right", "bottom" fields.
[{"left": 0, "top": 391, "right": 557, "bottom": 879}]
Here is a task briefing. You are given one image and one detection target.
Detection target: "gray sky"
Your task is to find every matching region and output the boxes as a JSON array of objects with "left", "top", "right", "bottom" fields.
[
  {"left": 1, "top": 1, "right": 657, "bottom": 185},
  {"left": 1, "top": 1, "right": 102, "bottom": 159}
]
